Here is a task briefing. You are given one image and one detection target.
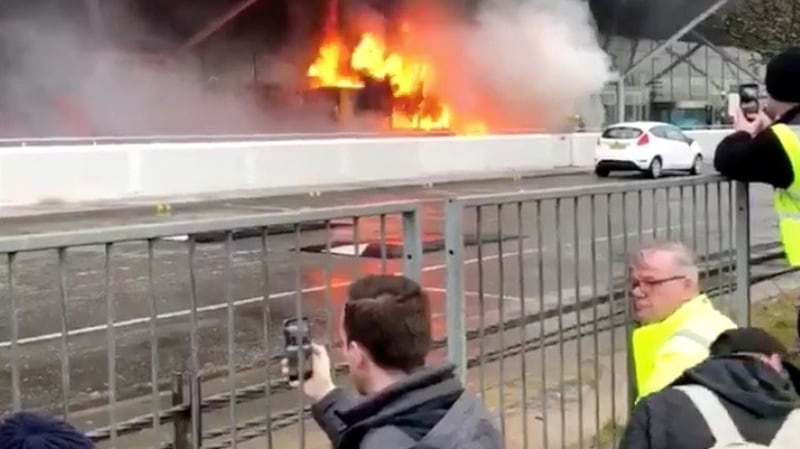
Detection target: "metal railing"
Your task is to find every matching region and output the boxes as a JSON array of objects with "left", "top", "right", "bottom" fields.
[
  {"left": 444, "top": 175, "right": 752, "bottom": 449},
  {"left": 0, "top": 175, "right": 766, "bottom": 449},
  {"left": 0, "top": 202, "right": 423, "bottom": 449}
]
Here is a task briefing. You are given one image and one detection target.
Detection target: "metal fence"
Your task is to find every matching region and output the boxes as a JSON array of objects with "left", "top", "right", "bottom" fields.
[
  {"left": 0, "top": 175, "right": 763, "bottom": 449},
  {"left": 444, "top": 174, "right": 753, "bottom": 449}
]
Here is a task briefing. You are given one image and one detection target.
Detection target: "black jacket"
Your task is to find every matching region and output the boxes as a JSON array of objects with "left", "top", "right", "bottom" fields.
[
  {"left": 310, "top": 363, "right": 503, "bottom": 449},
  {"left": 617, "top": 356, "right": 800, "bottom": 449},
  {"left": 713, "top": 106, "right": 800, "bottom": 188}
]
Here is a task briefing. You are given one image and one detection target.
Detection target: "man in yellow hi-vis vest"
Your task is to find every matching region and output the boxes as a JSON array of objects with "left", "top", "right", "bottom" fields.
[
  {"left": 714, "top": 47, "right": 800, "bottom": 340},
  {"left": 630, "top": 241, "right": 737, "bottom": 401}
]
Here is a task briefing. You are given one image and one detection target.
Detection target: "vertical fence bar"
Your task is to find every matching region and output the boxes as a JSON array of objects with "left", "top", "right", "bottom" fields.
[
  {"left": 6, "top": 253, "right": 21, "bottom": 412},
  {"left": 573, "top": 197, "right": 583, "bottom": 449},
  {"left": 727, "top": 182, "right": 736, "bottom": 307},
  {"left": 622, "top": 192, "right": 636, "bottom": 416},
  {"left": 733, "top": 181, "right": 751, "bottom": 325},
  {"left": 477, "top": 207, "right": 486, "bottom": 395},
  {"left": 652, "top": 189, "right": 658, "bottom": 240},
  {"left": 324, "top": 222, "right": 334, "bottom": 348},
  {"left": 496, "top": 204, "right": 506, "bottom": 440},
  {"left": 104, "top": 243, "right": 118, "bottom": 446},
  {"left": 445, "top": 199, "right": 467, "bottom": 381},
  {"left": 516, "top": 202, "right": 529, "bottom": 449},
  {"left": 536, "top": 200, "right": 548, "bottom": 449},
  {"left": 187, "top": 240, "right": 202, "bottom": 448},
  {"left": 555, "top": 198, "right": 566, "bottom": 449},
  {"left": 402, "top": 209, "right": 423, "bottom": 282},
  {"left": 147, "top": 240, "right": 161, "bottom": 447},
  {"left": 225, "top": 232, "right": 237, "bottom": 448},
  {"left": 590, "top": 195, "right": 600, "bottom": 449},
  {"left": 692, "top": 185, "right": 699, "bottom": 252},
  {"left": 352, "top": 217, "right": 361, "bottom": 279},
  {"left": 716, "top": 183, "right": 725, "bottom": 306},
  {"left": 57, "top": 247, "right": 71, "bottom": 419},
  {"left": 605, "top": 193, "right": 617, "bottom": 444},
  {"left": 260, "top": 228, "right": 274, "bottom": 449},
  {"left": 379, "top": 215, "right": 388, "bottom": 274},
  {"left": 666, "top": 187, "right": 673, "bottom": 239},
  {"left": 294, "top": 224, "right": 307, "bottom": 449},
  {"left": 703, "top": 185, "right": 711, "bottom": 286}
]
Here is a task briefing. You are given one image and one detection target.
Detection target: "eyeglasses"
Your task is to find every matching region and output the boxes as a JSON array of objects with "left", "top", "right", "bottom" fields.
[{"left": 631, "top": 275, "right": 685, "bottom": 290}]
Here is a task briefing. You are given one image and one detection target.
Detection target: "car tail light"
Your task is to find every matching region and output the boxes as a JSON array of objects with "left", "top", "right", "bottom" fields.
[{"left": 637, "top": 133, "right": 650, "bottom": 146}]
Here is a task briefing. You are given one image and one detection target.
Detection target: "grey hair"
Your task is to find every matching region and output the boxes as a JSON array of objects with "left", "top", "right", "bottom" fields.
[{"left": 630, "top": 240, "right": 699, "bottom": 281}]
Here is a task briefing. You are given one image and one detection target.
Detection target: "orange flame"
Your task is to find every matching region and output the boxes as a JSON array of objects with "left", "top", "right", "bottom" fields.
[{"left": 306, "top": 25, "right": 486, "bottom": 134}]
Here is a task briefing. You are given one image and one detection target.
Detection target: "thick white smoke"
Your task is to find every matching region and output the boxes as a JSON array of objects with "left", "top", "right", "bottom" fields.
[
  {"left": 361, "top": 0, "right": 614, "bottom": 131},
  {"left": 464, "top": 0, "right": 613, "bottom": 129}
]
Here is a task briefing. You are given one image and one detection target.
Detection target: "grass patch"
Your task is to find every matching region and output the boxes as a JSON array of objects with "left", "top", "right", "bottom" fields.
[
  {"left": 567, "top": 419, "right": 624, "bottom": 449},
  {"left": 751, "top": 292, "right": 799, "bottom": 364},
  {"left": 592, "top": 419, "right": 625, "bottom": 449}
]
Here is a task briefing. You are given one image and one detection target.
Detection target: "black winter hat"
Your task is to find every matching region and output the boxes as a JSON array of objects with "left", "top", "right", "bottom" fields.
[
  {"left": 710, "top": 327, "right": 788, "bottom": 358},
  {"left": 765, "top": 47, "right": 800, "bottom": 103}
]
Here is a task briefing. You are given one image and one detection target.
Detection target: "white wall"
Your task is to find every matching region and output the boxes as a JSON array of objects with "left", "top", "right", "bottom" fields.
[{"left": 0, "top": 129, "right": 733, "bottom": 205}]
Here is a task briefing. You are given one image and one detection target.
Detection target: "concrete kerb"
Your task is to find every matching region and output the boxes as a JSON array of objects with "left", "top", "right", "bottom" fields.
[{"left": 0, "top": 167, "right": 590, "bottom": 223}]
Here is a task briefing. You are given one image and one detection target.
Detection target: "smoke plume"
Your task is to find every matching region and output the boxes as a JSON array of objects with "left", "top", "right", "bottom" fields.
[
  {"left": 354, "top": 0, "right": 614, "bottom": 130},
  {"left": 0, "top": 0, "right": 372, "bottom": 138}
]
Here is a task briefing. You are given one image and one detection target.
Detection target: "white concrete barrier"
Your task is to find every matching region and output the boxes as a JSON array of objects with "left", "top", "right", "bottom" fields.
[{"left": 0, "top": 129, "right": 734, "bottom": 205}]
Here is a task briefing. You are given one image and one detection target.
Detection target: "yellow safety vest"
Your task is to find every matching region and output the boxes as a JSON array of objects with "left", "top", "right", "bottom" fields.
[
  {"left": 631, "top": 294, "right": 737, "bottom": 401},
  {"left": 771, "top": 124, "right": 800, "bottom": 266}
]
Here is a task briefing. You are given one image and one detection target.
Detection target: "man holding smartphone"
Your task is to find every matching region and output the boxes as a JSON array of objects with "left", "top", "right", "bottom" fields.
[
  {"left": 714, "top": 47, "right": 800, "bottom": 337},
  {"left": 281, "top": 274, "right": 502, "bottom": 449}
]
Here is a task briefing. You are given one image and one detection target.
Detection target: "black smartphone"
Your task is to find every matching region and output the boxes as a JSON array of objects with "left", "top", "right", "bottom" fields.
[
  {"left": 283, "top": 317, "right": 313, "bottom": 382},
  {"left": 739, "top": 83, "right": 760, "bottom": 116}
]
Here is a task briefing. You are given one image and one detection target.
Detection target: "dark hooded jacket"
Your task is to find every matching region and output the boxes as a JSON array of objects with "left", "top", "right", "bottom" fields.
[
  {"left": 617, "top": 355, "right": 800, "bottom": 449},
  {"left": 713, "top": 106, "right": 800, "bottom": 188},
  {"left": 310, "top": 363, "right": 503, "bottom": 449}
]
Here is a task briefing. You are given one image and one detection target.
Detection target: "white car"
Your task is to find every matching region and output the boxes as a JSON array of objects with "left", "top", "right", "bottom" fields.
[{"left": 593, "top": 121, "right": 704, "bottom": 178}]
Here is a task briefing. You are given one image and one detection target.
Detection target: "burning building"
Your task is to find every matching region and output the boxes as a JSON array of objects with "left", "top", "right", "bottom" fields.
[
  {"left": 0, "top": 0, "right": 612, "bottom": 138},
  {"left": 303, "top": 0, "right": 488, "bottom": 135}
]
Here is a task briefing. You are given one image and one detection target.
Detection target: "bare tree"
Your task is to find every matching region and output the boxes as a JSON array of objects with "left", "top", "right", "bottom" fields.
[{"left": 722, "top": 0, "right": 800, "bottom": 62}]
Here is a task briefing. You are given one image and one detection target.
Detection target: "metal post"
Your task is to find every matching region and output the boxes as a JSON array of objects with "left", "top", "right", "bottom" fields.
[
  {"left": 616, "top": 79, "right": 625, "bottom": 123},
  {"left": 191, "top": 375, "right": 203, "bottom": 447},
  {"left": 444, "top": 199, "right": 468, "bottom": 381},
  {"left": 402, "top": 209, "right": 423, "bottom": 282},
  {"left": 734, "top": 181, "right": 751, "bottom": 325},
  {"left": 171, "top": 372, "right": 189, "bottom": 449}
]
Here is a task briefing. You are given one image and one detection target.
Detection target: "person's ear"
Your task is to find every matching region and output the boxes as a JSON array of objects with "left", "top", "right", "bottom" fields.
[{"left": 349, "top": 341, "right": 369, "bottom": 369}]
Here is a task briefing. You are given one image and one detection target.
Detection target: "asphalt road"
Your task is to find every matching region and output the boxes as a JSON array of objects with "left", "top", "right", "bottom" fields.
[{"left": 0, "top": 169, "right": 780, "bottom": 422}]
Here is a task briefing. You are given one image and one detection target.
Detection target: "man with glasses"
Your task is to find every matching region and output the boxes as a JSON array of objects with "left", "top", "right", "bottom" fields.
[{"left": 629, "top": 241, "right": 737, "bottom": 401}]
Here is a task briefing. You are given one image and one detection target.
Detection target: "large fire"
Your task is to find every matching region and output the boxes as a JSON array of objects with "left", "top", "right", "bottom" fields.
[{"left": 306, "top": 12, "right": 486, "bottom": 134}]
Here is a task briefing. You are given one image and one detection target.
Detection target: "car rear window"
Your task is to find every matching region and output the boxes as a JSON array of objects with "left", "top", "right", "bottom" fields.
[{"left": 602, "top": 127, "right": 643, "bottom": 139}]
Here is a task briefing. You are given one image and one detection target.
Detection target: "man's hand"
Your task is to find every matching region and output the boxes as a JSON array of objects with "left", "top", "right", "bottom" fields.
[
  {"left": 733, "top": 107, "right": 772, "bottom": 137},
  {"left": 281, "top": 342, "right": 336, "bottom": 402}
]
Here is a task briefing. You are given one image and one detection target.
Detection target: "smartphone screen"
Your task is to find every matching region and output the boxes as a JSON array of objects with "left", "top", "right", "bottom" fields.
[
  {"left": 739, "top": 83, "right": 760, "bottom": 116},
  {"left": 283, "top": 317, "right": 313, "bottom": 382}
]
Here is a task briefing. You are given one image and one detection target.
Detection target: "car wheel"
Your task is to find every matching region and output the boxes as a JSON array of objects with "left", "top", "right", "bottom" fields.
[
  {"left": 647, "top": 157, "right": 663, "bottom": 179},
  {"left": 689, "top": 154, "right": 702, "bottom": 175},
  {"left": 594, "top": 166, "right": 610, "bottom": 177}
]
